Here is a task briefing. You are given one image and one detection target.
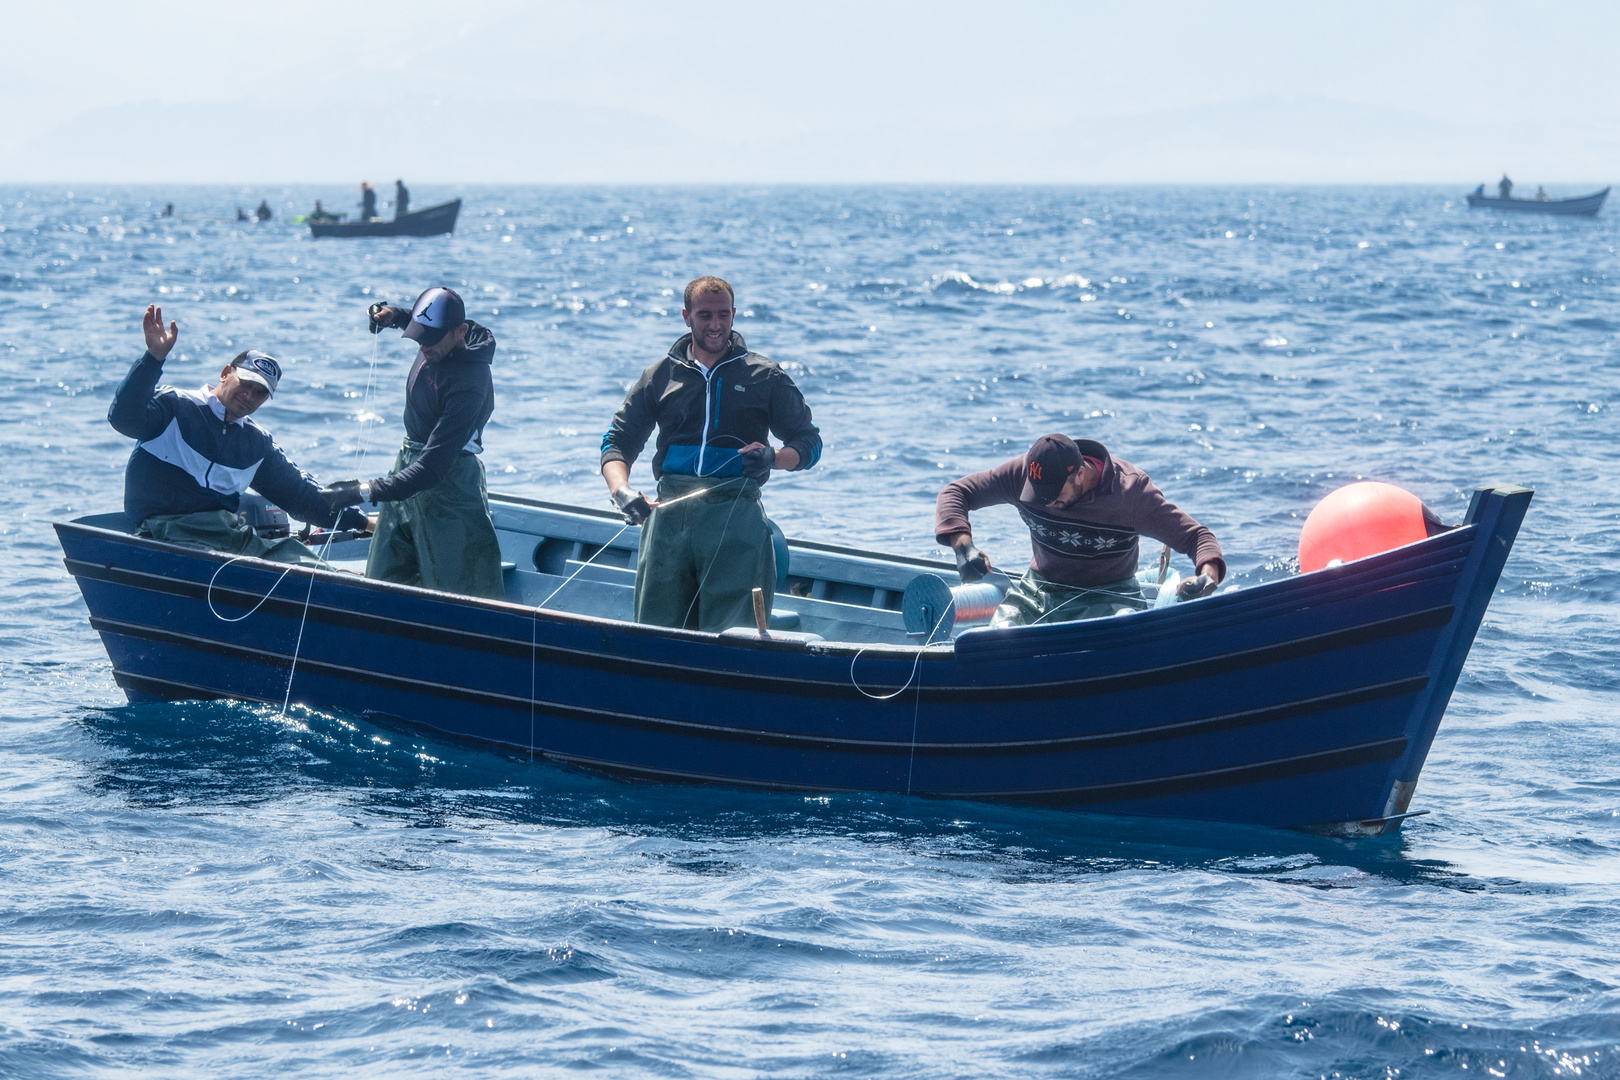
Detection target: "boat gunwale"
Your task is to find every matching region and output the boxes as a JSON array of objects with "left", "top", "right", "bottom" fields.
[{"left": 65, "top": 542, "right": 1457, "bottom": 703}]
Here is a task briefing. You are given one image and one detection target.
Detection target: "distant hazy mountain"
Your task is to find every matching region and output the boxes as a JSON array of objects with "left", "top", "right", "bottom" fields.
[{"left": 9, "top": 94, "right": 1615, "bottom": 184}]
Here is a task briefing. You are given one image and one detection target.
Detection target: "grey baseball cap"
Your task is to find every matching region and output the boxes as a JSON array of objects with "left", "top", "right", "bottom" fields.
[{"left": 230, "top": 350, "right": 282, "bottom": 395}]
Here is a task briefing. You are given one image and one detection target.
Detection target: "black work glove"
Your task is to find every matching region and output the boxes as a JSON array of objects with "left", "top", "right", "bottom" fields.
[
  {"left": 335, "top": 507, "right": 372, "bottom": 534},
  {"left": 1177, "top": 573, "right": 1218, "bottom": 601},
  {"left": 611, "top": 488, "right": 652, "bottom": 526},
  {"left": 320, "top": 479, "right": 368, "bottom": 511},
  {"left": 367, "top": 303, "right": 407, "bottom": 334},
  {"left": 954, "top": 543, "right": 991, "bottom": 584},
  {"left": 738, "top": 444, "right": 774, "bottom": 486}
]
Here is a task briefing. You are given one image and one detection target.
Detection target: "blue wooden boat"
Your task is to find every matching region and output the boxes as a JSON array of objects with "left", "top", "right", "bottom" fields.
[
  {"left": 1465, "top": 187, "right": 1608, "bottom": 216},
  {"left": 308, "top": 198, "right": 461, "bottom": 238},
  {"left": 54, "top": 484, "right": 1532, "bottom": 836}
]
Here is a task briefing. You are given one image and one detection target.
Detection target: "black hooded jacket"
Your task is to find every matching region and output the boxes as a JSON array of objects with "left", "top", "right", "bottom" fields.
[
  {"left": 600, "top": 331, "right": 821, "bottom": 481},
  {"left": 369, "top": 321, "right": 496, "bottom": 502}
]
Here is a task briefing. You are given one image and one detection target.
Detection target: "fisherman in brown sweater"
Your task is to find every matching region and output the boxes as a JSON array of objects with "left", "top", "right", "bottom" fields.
[{"left": 934, "top": 433, "right": 1225, "bottom": 627}]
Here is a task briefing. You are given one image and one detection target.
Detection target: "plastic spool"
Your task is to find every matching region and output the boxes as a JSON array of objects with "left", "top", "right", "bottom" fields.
[
  {"left": 901, "top": 576, "right": 1004, "bottom": 637},
  {"left": 1299, "top": 481, "right": 1431, "bottom": 573}
]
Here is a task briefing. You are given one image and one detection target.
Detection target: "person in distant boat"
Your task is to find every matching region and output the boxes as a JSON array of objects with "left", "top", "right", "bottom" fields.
[
  {"left": 255, "top": 200, "right": 272, "bottom": 222},
  {"left": 935, "top": 433, "right": 1225, "bottom": 627},
  {"left": 320, "top": 288, "right": 504, "bottom": 599},
  {"left": 108, "top": 304, "right": 371, "bottom": 565},
  {"left": 360, "top": 181, "right": 377, "bottom": 221},
  {"left": 236, "top": 207, "right": 249, "bottom": 221},
  {"left": 308, "top": 200, "right": 341, "bottom": 222},
  {"left": 1499, "top": 174, "right": 1514, "bottom": 199},
  {"left": 1473, "top": 183, "right": 1485, "bottom": 197},
  {"left": 161, "top": 203, "right": 173, "bottom": 218},
  {"left": 1535, "top": 186, "right": 1549, "bottom": 201},
  {"left": 394, "top": 179, "right": 410, "bottom": 219},
  {"left": 601, "top": 276, "right": 822, "bottom": 632}
]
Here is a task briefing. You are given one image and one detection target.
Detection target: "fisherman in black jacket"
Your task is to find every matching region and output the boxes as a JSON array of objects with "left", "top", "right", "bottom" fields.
[
  {"left": 322, "top": 287, "right": 504, "bottom": 598},
  {"left": 601, "top": 276, "right": 821, "bottom": 631}
]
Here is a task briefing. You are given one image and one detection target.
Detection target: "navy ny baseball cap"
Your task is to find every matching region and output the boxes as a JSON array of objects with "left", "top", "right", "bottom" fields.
[
  {"left": 1021, "top": 433, "right": 1082, "bottom": 504},
  {"left": 402, "top": 287, "right": 467, "bottom": 348},
  {"left": 230, "top": 350, "right": 282, "bottom": 396}
]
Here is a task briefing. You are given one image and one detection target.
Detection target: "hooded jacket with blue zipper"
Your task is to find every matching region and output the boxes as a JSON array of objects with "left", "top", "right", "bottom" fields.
[
  {"left": 109, "top": 350, "right": 343, "bottom": 528},
  {"left": 599, "top": 331, "right": 821, "bottom": 481}
]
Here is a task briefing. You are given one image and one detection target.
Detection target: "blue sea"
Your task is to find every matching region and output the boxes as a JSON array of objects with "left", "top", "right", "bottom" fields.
[{"left": 2, "top": 184, "right": 1617, "bottom": 1078}]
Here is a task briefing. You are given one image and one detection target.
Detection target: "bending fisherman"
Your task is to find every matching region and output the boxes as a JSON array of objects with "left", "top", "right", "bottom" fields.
[
  {"left": 108, "top": 304, "right": 370, "bottom": 565},
  {"left": 321, "top": 288, "right": 504, "bottom": 598},
  {"left": 600, "top": 276, "right": 822, "bottom": 631},
  {"left": 935, "top": 433, "right": 1225, "bottom": 627}
]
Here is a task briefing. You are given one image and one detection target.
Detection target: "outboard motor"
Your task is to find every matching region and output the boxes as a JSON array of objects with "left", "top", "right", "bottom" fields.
[{"left": 237, "top": 493, "right": 289, "bottom": 539}]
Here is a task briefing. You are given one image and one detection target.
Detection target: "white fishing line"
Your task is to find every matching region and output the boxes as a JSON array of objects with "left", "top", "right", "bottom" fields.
[{"left": 523, "top": 476, "right": 749, "bottom": 762}]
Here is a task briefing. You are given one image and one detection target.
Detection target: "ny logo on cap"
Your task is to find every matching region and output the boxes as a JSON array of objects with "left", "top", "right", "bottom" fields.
[{"left": 1029, "top": 462, "right": 1044, "bottom": 480}]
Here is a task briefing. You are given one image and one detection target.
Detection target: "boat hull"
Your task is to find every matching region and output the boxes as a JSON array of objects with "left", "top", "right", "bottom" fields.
[
  {"left": 55, "top": 486, "right": 1532, "bottom": 833},
  {"left": 309, "top": 198, "right": 461, "bottom": 237},
  {"left": 1465, "top": 188, "right": 1608, "bottom": 216}
]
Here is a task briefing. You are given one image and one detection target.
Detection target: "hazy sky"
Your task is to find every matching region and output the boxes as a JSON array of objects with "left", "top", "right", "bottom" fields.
[{"left": 5, "top": 0, "right": 1617, "bottom": 182}]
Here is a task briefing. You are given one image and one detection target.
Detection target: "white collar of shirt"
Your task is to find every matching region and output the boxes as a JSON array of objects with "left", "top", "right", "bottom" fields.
[{"left": 202, "top": 386, "right": 246, "bottom": 425}]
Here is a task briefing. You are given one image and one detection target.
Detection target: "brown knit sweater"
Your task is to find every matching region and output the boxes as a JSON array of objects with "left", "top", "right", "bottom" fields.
[{"left": 934, "top": 439, "right": 1224, "bottom": 587}]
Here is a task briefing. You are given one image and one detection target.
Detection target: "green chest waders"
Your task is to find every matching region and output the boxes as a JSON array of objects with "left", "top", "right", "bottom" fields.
[
  {"left": 365, "top": 439, "right": 505, "bottom": 599},
  {"left": 633, "top": 474, "right": 775, "bottom": 632}
]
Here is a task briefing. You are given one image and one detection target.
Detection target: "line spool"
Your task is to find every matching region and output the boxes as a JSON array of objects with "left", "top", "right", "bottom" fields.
[{"left": 901, "top": 575, "right": 1004, "bottom": 637}]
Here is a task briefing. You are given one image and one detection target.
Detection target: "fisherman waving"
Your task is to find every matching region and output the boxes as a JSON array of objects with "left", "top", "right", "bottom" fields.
[
  {"left": 322, "top": 288, "right": 504, "bottom": 598},
  {"left": 108, "top": 304, "right": 370, "bottom": 565},
  {"left": 601, "top": 276, "right": 821, "bottom": 631}
]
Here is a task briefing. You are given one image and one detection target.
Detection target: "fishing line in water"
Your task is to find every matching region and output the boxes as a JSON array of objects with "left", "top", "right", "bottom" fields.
[
  {"left": 524, "top": 476, "right": 749, "bottom": 762},
  {"left": 280, "top": 330, "right": 387, "bottom": 717},
  {"left": 845, "top": 602, "right": 950, "bottom": 796},
  {"left": 206, "top": 329, "right": 387, "bottom": 721}
]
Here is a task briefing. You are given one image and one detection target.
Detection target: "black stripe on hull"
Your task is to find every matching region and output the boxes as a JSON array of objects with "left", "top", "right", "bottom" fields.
[
  {"left": 97, "top": 620, "right": 1424, "bottom": 757},
  {"left": 109, "top": 669, "right": 1406, "bottom": 812},
  {"left": 70, "top": 559, "right": 1452, "bottom": 703}
]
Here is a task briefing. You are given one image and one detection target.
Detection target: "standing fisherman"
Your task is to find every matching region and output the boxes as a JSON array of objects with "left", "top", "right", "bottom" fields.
[
  {"left": 394, "top": 179, "right": 410, "bottom": 219},
  {"left": 601, "top": 276, "right": 821, "bottom": 631},
  {"left": 321, "top": 288, "right": 504, "bottom": 598}
]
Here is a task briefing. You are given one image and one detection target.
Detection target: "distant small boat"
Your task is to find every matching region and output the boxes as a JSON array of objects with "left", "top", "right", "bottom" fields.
[
  {"left": 1465, "top": 187, "right": 1608, "bottom": 216},
  {"left": 309, "top": 198, "right": 461, "bottom": 238}
]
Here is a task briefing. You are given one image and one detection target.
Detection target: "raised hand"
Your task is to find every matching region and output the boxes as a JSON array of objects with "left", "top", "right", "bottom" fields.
[{"left": 143, "top": 304, "right": 178, "bottom": 360}]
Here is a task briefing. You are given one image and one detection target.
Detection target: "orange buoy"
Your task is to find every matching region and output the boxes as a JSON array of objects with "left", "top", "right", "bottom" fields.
[{"left": 1299, "top": 481, "right": 1431, "bottom": 573}]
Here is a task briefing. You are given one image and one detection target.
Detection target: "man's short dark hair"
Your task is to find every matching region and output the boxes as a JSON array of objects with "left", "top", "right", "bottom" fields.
[{"left": 683, "top": 276, "right": 735, "bottom": 309}]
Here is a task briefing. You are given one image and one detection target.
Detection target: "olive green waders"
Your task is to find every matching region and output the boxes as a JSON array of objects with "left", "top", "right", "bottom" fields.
[
  {"left": 989, "top": 567, "right": 1145, "bottom": 628},
  {"left": 140, "top": 509, "right": 332, "bottom": 568},
  {"left": 365, "top": 439, "right": 505, "bottom": 599},
  {"left": 634, "top": 474, "right": 774, "bottom": 632}
]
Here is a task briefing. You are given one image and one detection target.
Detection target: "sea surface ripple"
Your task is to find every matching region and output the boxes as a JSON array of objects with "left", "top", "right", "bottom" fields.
[{"left": 1, "top": 184, "right": 1617, "bottom": 1078}]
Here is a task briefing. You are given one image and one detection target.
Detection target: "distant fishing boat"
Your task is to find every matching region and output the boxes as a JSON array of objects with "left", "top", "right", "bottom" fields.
[
  {"left": 1465, "top": 187, "right": 1608, "bottom": 216},
  {"left": 309, "top": 198, "right": 461, "bottom": 238},
  {"left": 56, "top": 484, "right": 1532, "bottom": 836}
]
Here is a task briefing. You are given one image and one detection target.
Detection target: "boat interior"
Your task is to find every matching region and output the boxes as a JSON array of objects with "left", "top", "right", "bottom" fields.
[{"left": 76, "top": 492, "right": 1201, "bottom": 649}]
